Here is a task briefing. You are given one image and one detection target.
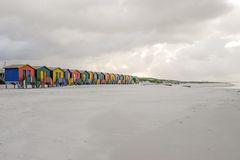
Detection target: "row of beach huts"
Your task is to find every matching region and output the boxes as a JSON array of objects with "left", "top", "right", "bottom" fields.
[{"left": 3, "top": 64, "right": 139, "bottom": 88}]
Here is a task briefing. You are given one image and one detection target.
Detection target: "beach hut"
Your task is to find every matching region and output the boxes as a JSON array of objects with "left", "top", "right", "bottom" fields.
[
  {"left": 33, "top": 66, "right": 52, "bottom": 87},
  {"left": 88, "top": 71, "right": 94, "bottom": 84},
  {"left": 71, "top": 69, "right": 81, "bottom": 84},
  {"left": 104, "top": 73, "right": 111, "bottom": 84},
  {"left": 4, "top": 64, "right": 36, "bottom": 88},
  {"left": 49, "top": 67, "right": 65, "bottom": 86},
  {"left": 110, "top": 73, "right": 116, "bottom": 84},
  {"left": 115, "top": 74, "right": 121, "bottom": 84},
  {"left": 124, "top": 75, "right": 127, "bottom": 84},
  {"left": 100, "top": 72, "right": 106, "bottom": 84},
  {"left": 80, "top": 70, "right": 89, "bottom": 84},
  {"left": 125, "top": 75, "right": 131, "bottom": 84},
  {"left": 80, "top": 71, "right": 85, "bottom": 84},
  {"left": 96, "top": 72, "right": 105, "bottom": 84},
  {"left": 120, "top": 74, "right": 125, "bottom": 84},
  {"left": 96, "top": 72, "right": 101, "bottom": 84},
  {"left": 93, "top": 72, "right": 98, "bottom": 84},
  {"left": 64, "top": 69, "right": 73, "bottom": 85}
]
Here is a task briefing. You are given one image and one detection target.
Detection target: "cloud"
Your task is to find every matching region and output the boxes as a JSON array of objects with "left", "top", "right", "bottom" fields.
[
  {"left": 1, "top": 0, "right": 240, "bottom": 81},
  {"left": 77, "top": 34, "right": 240, "bottom": 81},
  {"left": 225, "top": 40, "right": 240, "bottom": 48},
  {"left": 0, "top": 0, "right": 231, "bottom": 58}
]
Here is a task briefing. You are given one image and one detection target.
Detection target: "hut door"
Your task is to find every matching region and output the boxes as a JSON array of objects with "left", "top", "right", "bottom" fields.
[
  {"left": 56, "top": 72, "right": 59, "bottom": 80},
  {"left": 27, "top": 70, "right": 30, "bottom": 77},
  {"left": 23, "top": 70, "right": 27, "bottom": 79}
]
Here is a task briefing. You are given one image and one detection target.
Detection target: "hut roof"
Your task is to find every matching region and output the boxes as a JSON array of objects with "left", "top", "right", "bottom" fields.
[
  {"left": 71, "top": 69, "right": 80, "bottom": 73},
  {"left": 33, "top": 66, "right": 50, "bottom": 70},
  {"left": 63, "top": 69, "right": 71, "bottom": 73},
  {"left": 80, "top": 70, "right": 88, "bottom": 73},
  {"left": 48, "top": 67, "right": 64, "bottom": 72},
  {"left": 4, "top": 64, "right": 33, "bottom": 69}
]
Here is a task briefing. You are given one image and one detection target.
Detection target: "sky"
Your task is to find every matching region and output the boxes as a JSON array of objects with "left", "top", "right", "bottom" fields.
[{"left": 0, "top": 0, "right": 240, "bottom": 81}]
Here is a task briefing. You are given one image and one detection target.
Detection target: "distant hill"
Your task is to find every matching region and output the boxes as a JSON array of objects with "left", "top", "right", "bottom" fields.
[{"left": 139, "top": 77, "right": 220, "bottom": 84}]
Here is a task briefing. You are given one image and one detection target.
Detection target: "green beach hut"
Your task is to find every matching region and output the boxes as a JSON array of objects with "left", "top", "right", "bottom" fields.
[{"left": 33, "top": 66, "right": 52, "bottom": 87}]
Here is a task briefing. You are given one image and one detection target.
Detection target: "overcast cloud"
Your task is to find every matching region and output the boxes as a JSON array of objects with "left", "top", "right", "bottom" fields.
[{"left": 0, "top": 0, "right": 240, "bottom": 81}]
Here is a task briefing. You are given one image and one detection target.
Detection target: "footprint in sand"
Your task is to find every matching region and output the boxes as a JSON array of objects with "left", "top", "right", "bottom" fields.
[
  {"left": 178, "top": 120, "right": 183, "bottom": 124},
  {"left": 185, "top": 116, "right": 191, "bottom": 119}
]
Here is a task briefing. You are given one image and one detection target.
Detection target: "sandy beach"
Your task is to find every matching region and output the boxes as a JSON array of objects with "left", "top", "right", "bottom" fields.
[{"left": 0, "top": 84, "right": 240, "bottom": 160}]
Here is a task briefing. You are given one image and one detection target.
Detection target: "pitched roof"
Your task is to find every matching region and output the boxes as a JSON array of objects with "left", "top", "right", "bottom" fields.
[
  {"left": 4, "top": 64, "right": 28, "bottom": 68},
  {"left": 71, "top": 69, "right": 80, "bottom": 73},
  {"left": 48, "top": 67, "right": 64, "bottom": 72},
  {"left": 32, "top": 66, "right": 50, "bottom": 70},
  {"left": 4, "top": 64, "right": 35, "bottom": 70},
  {"left": 80, "top": 70, "right": 90, "bottom": 73},
  {"left": 62, "top": 69, "right": 71, "bottom": 72}
]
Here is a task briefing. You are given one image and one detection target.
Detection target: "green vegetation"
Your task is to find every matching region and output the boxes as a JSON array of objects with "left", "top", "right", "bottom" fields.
[{"left": 139, "top": 77, "right": 181, "bottom": 84}]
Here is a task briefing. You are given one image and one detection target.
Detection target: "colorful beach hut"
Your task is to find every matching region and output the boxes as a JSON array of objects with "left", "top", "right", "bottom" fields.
[
  {"left": 100, "top": 72, "right": 106, "bottom": 84},
  {"left": 104, "top": 73, "right": 111, "bottom": 84},
  {"left": 71, "top": 69, "right": 81, "bottom": 84},
  {"left": 64, "top": 69, "right": 73, "bottom": 85},
  {"left": 96, "top": 72, "right": 105, "bottom": 84},
  {"left": 88, "top": 71, "right": 94, "bottom": 84},
  {"left": 110, "top": 73, "right": 116, "bottom": 84},
  {"left": 33, "top": 66, "right": 52, "bottom": 87},
  {"left": 80, "top": 70, "right": 89, "bottom": 84},
  {"left": 49, "top": 67, "right": 65, "bottom": 86},
  {"left": 96, "top": 72, "right": 101, "bottom": 85},
  {"left": 115, "top": 74, "right": 121, "bottom": 84},
  {"left": 4, "top": 64, "right": 36, "bottom": 88},
  {"left": 120, "top": 74, "right": 125, "bottom": 84},
  {"left": 93, "top": 72, "right": 98, "bottom": 84},
  {"left": 124, "top": 75, "right": 131, "bottom": 84}
]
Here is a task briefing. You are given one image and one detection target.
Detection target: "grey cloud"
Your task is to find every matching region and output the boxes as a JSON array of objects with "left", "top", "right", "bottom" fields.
[
  {"left": 0, "top": 0, "right": 231, "bottom": 60},
  {"left": 82, "top": 34, "right": 240, "bottom": 81},
  {"left": 0, "top": 0, "right": 239, "bottom": 81}
]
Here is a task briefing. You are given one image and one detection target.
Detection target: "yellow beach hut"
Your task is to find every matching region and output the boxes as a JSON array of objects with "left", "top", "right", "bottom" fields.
[
  {"left": 88, "top": 71, "right": 94, "bottom": 84},
  {"left": 49, "top": 67, "right": 65, "bottom": 86},
  {"left": 110, "top": 73, "right": 116, "bottom": 84}
]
